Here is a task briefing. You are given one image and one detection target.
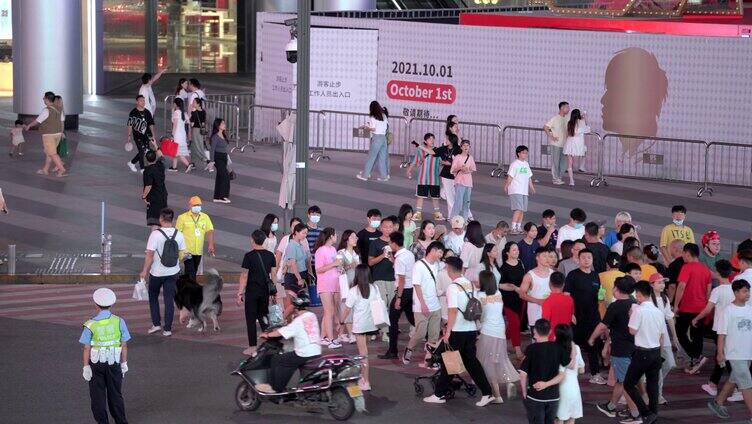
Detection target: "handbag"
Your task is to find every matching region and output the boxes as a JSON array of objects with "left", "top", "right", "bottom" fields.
[
  {"left": 159, "top": 137, "right": 178, "bottom": 157},
  {"left": 370, "top": 285, "right": 390, "bottom": 328},
  {"left": 229, "top": 170, "right": 237, "bottom": 180},
  {"left": 57, "top": 136, "right": 68, "bottom": 158},
  {"left": 132, "top": 279, "right": 149, "bottom": 301},
  {"left": 255, "top": 251, "right": 277, "bottom": 296},
  {"left": 385, "top": 122, "right": 394, "bottom": 146},
  {"left": 441, "top": 342, "right": 466, "bottom": 375}
]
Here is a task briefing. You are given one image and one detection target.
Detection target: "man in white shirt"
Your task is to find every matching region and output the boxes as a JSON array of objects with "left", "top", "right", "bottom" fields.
[
  {"left": 405, "top": 241, "right": 445, "bottom": 366},
  {"left": 444, "top": 215, "right": 466, "bottom": 256},
  {"left": 485, "top": 220, "right": 509, "bottom": 247},
  {"left": 258, "top": 295, "right": 322, "bottom": 393},
  {"left": 380, "top": 232, "right": 416, "bottom": 359},
  {"left": 557, "top": 208, "right": 587, "bottom": 252},
  {"left": 139, "top": 208, "right": 186, "bottom": 337},
  {"left": 544, "top": 101, "right": 570, "bottom": 185},
  {"left": 138, "top": 69, "right": 166, "bottom": 116},
  {"left": 424, "top": 257, "right": 493, "bottom": 406},
  {"left": 622, "top": 281, "right": 666, "bottom": 424}
]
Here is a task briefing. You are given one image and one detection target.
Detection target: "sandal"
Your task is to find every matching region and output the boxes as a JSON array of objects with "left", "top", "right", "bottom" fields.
[{"left": 36, "top": 169, "right": 49, "bottom": 175}]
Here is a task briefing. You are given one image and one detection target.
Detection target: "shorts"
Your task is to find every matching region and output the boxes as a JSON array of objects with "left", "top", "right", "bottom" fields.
[
  {"left": 611, "top": 356, "right": 631, "bottom": 383},
  {"left": 729, "top": 360, "right": 752, "bottom": 390},
  {"left": 283, "top": 271, "right": 309, "bottom": 295},
  {"left": 42, "top": 133, "right": 62, "bottom": 155},
  {"left": 416, "top": 184, "right": 440, "bottom": 199},
  {"left": 509, "top": 194, "right": 528, "bottom": 212}
]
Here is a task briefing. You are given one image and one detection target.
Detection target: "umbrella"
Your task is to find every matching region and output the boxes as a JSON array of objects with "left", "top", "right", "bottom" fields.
[{"left": 277, "top": 112, "right": 296, "bottom": 210}]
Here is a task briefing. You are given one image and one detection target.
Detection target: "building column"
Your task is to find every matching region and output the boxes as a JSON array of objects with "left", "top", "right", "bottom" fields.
[{"left": 12, "top": 0, "right": 83, "bottom": 129}]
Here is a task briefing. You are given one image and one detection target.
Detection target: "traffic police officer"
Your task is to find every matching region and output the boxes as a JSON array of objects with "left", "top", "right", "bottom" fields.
[{"left": 80, "top": 288, "right": 131, "bottom": 424}]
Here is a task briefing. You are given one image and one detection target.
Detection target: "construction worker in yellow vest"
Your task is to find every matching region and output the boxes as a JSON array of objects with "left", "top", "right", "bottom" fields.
[
  {"left": 80, "top": 288, "right": 131, "bottom": 424},
  {"left": 175, "top": 195, "right": 215, "bottom": 281}
]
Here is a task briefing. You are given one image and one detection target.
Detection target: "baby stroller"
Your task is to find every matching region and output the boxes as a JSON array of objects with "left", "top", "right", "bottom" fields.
[{"left": 413, "top": 341, "right": 477, "bottom": 399}]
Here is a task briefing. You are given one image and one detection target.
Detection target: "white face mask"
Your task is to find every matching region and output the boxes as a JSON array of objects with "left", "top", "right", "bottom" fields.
[
  {"left": 673, "top": 219, "right": 684, "bottom": 226},
  {"left": 271, "top": 223, "right": 279, "bottom": 232},
  {"left": 370, "top": 220, "right": 381, "bottom": 229},
  {"left": 310, "top": 215, "right": 321, "bottom": 224},
  {"left": 191, "top": 206, "right": 201, "bottom": 214}
]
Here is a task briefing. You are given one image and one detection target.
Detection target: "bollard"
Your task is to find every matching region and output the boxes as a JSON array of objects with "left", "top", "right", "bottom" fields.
[
  {"left": 101, "top": 234, "right": 112, "bottom": 275},
  {"left": 8, "top": 244, "right": 16, "bottom": 275}
]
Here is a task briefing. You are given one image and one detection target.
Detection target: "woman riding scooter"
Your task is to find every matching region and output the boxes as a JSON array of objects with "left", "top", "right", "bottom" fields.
[{"left": 255, "top": 294, "right": 322, "bottom": 393}]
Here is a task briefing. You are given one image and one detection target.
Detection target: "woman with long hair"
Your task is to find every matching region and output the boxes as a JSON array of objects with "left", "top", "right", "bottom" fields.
[
  {"left": 169, "top": 97, "right": 192, "bottom": 172},
  {"left": 409, "top": 220, "right": 435, "bottom": 260},
  {"left": 477, "top": 270, "right": 520, "bottom": 403},
  {"left": 175, "top": 78, "right": 189, "bottom": 103},
  {"left": 398, "top": 204, "right": 416, "bottom": 249},
  {"left": 209, "top": 118, "right": 231, "bottom": 203},
  {"left": 314, "top": 227, "right": 343, "bottom": 349},
  {"left": 461, "top": 220, "right": 486, "bottom": 285},
  {"left": 555, "top": 324, "right": 585, "bottom": 423},
  {"left": 341, "top": 264, "right": 379, "bottom": 390},
  {"left": 283, "top": 223, "right": 310, "bottom": 318},
  {"left": 189, "top": 98, "right": 210, "bottom": 171},
  {"left": 336, "top": 230, "right": 360, "bottom": 344},
  {"left": 357, "top": 101, "right": 390, "bottom": 181},
  {"left": 260, "top": 213, "right": 279, "bottom": 253},
  {"left": 564, "top": 109, "right": 590, "bottom": 186},
  {"left": 499, "top": 241, "right": 525, "bottom": 359}
]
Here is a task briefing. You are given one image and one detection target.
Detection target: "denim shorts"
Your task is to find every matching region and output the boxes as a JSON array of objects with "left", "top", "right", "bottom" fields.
[
  {"left": 509, "top": 194, "right": 528, "bottom": 212},
  {"left": 730, "top": 360, "right": 752, "bottom": 390},
  {"left": 611, "top": 356, "right": 631, "bottom": 383}
]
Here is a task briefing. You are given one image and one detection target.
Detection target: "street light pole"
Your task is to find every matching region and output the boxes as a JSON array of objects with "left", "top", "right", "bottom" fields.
[{"left": 292, "top": 0, "right": 310, "bottom": 220}]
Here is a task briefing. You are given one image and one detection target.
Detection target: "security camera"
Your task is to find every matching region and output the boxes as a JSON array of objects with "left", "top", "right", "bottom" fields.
[{"left": 286, "top": 37, "right": 297, "bottom": 64}]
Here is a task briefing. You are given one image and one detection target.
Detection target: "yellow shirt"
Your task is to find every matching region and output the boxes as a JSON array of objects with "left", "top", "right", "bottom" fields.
[
  {"left": 175, "top": 211, "right": 214, "bottom": 255},
  {"left": 659, "top": 224, "right": 695, "bottom": 247},
  {"left": 640, "top": 264, "right": 658, "bottom": 281},
  {"left": 598, "top": 269, "right": 625, "bottom": 318},
  {"left": 545, "top": 114, "right": 569, "bottom": 148}
]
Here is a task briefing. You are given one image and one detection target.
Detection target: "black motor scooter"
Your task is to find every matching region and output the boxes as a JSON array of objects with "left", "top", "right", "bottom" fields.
[{"left": 231, "top": 337, "right": 366, "bottom": 421}]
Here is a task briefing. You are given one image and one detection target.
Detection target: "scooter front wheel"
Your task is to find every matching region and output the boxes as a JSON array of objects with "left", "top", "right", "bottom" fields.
[
  {"left": 235, "top": 381, "right": 261, "bottom": 412},
  {"left": 328, "top": 387, "right": 355, "bottom": 421}
]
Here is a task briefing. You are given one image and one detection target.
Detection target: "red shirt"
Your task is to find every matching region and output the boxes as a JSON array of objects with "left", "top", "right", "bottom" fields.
[
  {"left": 677, "top": 261, "right": 712, "bottom": 313},
  {"left": 542, "top": 292, "right": 575, "bottom": 341}
]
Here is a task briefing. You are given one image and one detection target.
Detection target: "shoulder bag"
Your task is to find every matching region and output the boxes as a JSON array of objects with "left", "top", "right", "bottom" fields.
[{"left": 255, "top": 251, "right": 277, "bottom": 296}]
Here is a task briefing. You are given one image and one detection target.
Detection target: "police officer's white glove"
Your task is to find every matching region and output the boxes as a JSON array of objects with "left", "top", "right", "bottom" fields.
[
  {"left": 83, "top": 365, "right": 92, "bottom": 381},
  {"left": 121, "top": 362, "right": 128, "bottom": 374}
]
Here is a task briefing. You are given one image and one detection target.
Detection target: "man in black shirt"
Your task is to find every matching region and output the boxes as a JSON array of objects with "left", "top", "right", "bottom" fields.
[
  {"left": 666, "top": 239, "right": 686, "bottom": 301},
  {"left": 356, "top": 209, "right": 382, "bottom": 266},
  {"left": 141, "top": 150, "right": 167, "bottom": 229},
  {"left": 537, "top": 209, "right": 558, "bottom": 251},
  {"left": 432, "top": 131, "right": 461, "bottom": 220},
  {"left": 590, "top": 276, "right": 639, "bottom": 419},
  {"left": 519, "top": 319, "right": 567, "bottom": 424},
  {"left": 237, "top": 230, "right": 277, "bottom": 355},
  {"left": 564, "top": 248, "right": 605, "bottom": 384},
  {"left": 585, "top": 222, "right": 610, "bottom": 274},
  {"left": 127, "top": 95, "right": 156, "bottom": 171},
  {"left": 369, "top": 216, "right": 396, "bottom": 341}
]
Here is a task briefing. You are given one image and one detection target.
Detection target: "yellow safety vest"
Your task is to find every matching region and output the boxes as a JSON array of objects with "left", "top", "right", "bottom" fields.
[{"left": 84, "top": 315, "right": 122, "bottom": 348}]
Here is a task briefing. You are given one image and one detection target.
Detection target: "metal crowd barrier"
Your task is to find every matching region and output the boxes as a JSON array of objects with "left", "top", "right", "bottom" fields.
[
  {"left": 161, "top": 93, "right": 254, "bottom": 136},
  {"left": 203, "top": 99, "right": 240, "bottom": 149},
  {"left": 701, "top": 141, "right": 752, "bottom": 197},
  {"left": 404, "top": 118, "right": 503, "bottom": 168},
  {"left": 312, "top": 111, "right": 410, "bottom": 163}
]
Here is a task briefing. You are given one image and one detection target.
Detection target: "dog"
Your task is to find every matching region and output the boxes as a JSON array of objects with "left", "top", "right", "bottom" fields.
[{"left": 174, "top": 269, "right": 223, "bottom": 332}]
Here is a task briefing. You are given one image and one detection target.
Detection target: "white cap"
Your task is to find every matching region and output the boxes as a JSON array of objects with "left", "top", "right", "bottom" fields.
[{"left": 93, "top": 288, "right": 116, "bottom": 307}]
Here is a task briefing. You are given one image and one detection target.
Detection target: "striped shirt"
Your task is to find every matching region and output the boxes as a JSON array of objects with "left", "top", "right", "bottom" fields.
[{"left": 414, "top": 152, "right": 441, "bottom": 186}]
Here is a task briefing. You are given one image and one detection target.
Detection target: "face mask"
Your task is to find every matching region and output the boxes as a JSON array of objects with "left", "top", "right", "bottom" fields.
[
  {"left": 673, "top": 220, "right": 684, "bottom": 226},
  {"left": 310, "top": 215, "right": 321, "bottom": 224},
  {"left": 574, "top": 223, "right": 584, "bottom": 230},
  {"left": 271, "top": 223, "right": 279, "bottom": 232},
  {"left": 191, "top": 206, "right": 201, "bottom": 214},
  {"left": 370, "top": 220, "right": 381, "bottom": 229}
]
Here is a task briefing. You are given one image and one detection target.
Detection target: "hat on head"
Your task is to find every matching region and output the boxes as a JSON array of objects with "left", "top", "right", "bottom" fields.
[
  {"left": 93, "top": 288, "right": 116, "bottom": 307},
  {"left": 189, "top": 196, "right": 202, "bottom": 206},
  {"left": 648, "top": 273, "right": 669, "bottom": 284},
  {"left": 451, "top": 216, "right": 466, "bottom": 229},
  {"left": 701, "top": 230, "right": 720, "bottom": 248}
]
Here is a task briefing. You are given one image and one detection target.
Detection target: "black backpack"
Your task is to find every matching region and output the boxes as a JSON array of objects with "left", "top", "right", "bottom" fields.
[
  {"left": 156, "top": 229, "right": 179, "bottom": 267},
  {"left": 453, "top": 282, "right": 483, "bottom": 322}
]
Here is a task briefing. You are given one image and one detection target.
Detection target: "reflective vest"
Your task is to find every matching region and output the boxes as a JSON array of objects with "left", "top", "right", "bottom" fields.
[{"left": 84, "top": 315, "right": 122, "bottom": 348}]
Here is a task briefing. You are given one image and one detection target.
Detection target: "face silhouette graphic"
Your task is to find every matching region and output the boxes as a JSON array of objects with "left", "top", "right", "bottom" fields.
[{"left": 601, "top": 48, "right": 668, "bottom": 161}]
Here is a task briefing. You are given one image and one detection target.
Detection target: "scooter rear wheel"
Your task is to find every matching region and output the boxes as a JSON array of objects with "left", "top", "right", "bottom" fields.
[
  {"left": 235, "top": 381, "right": 261, "bottom": 412},
  {"left": 328, "top": 387, "right": 355, "bottom": 421}
]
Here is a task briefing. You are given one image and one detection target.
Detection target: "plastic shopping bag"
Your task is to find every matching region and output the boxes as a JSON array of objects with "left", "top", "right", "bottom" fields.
[
  {"left": 268, "top": 303, "right": 284, "bottom": 328},
  {"left": 369, "top": 286, "right": 390, "bottom": 328},
  {"left": 132, "top": 279, "right": 149, "bottom": 301}
]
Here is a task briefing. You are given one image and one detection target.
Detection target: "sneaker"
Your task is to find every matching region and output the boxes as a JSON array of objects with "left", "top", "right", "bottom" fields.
[
  {"left": 596, "top": 402, "right": 617, "bottom": 418},
  {"left": 589, "top": 374, "right": 608, "bottom": 385},
  {"left": 553, "top": 179, "right": 566, "bottom": 185},
  {"left": 185, "top": 163, "right": 195, "bottom": 173},
  {"left": 423, "top": 394, "right": 446, "bottom": 404},
  {"left": 492, "top": 396, "right": 504, "bottom": 404},
  {"left": 658, "top": 396, "right": 668, "bottom": 405},
  {"left": 162, "top": 330, "right": 172, "bottom": 336},
  {"left": 376, "top": 176, "right": 390, "bottom": 182},
  {"left": 729, "top": 390, "right": 744, "bottom": 402},
  {"left": 320, "top": 337, "right": 332, "bottom": 347},
  {"left": 708, "top": 400, "right": 730, "bottom": 419},
  {"left": 402, "top": 348, "right": 413, "bottom": 365},
  {"left": 328, "top": 340, "right": 342, "bottom": 349},
  {"left": 702, "top": 383, "right": 718, "bottom": 397},
  {"left": 356, "top": 172, "right": 368, "bottom": 181},
  {"left": 475, "top": 395, "right": 494, "bottom": 407},
  {"left": 578, "top": 167, "right": 587, "bottom": 173},
  {"left": 619, "top": 417, "right": 643, "bottom": 424},
  {"left": 412, "top": 211, "right": 423, "bottom": 222},
  {"left": 168, "top": 167, "right": 178, "bottom": 172},
  {"left": 509, "top": 228, "right": 524, "bottom": 235},
  {"left": 336, "top": 334, "right": 350, "bottom": 344},
  {"left": 127, "top": 162, "right": 138, "bottom": 173},
  {"left": 255, "top": 383, "right": 276, "bottom": 394},
  {"left": 147, "top": 325, "right": 162, "bottom": 334},
  {"left": 378, "top": 351, "right": 398, "bottom": 360},
  {"left": 616, "top": 409, "right": 635, "bottom": 419},
  {"left": 348, "top": 335, "right": 357, "bottom": 344},
  {"left": 223, "top": 198, "right": 232, "bottom": 204}
]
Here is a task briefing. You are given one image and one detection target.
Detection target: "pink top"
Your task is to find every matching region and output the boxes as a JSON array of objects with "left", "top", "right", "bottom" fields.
[
  {"left": 315, "top": 245, "right": 340, "bottom": 294},
  {"left": 450, "top": 154, "right": 477, "bottom": 187}
]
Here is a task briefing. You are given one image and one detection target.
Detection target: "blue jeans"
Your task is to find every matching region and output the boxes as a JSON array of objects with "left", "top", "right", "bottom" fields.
[
  {"left": 148, "top": 273, "right": 178, "bottom": 331},
  {"left": 363, "top": 134, "right": 389, "bottom": 178},
  {"left": 451, "top": 185, "right": 472, "bottom": 219}
]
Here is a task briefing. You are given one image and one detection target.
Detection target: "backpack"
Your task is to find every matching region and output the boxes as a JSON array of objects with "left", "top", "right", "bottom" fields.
[
  {"left": 156, "top": 229, "right": 179, "bottom": 267},
  {"left": 453, "top": 282, "right": 482, "bottom": 322}
]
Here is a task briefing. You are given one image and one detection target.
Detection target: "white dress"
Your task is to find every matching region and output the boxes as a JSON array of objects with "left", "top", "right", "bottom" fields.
[
  {"left": 557, "top": 344, "right": 585, "bottom": 421},
  {"left": 564, "top": 121, "right": 589, "bottom": 157},
  {"left": 172, "top": 109, "right": 189, "bottom": 157}
]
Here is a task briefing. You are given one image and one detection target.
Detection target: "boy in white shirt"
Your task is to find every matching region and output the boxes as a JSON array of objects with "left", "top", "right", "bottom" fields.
[
  {"left": 708, "top": 279, "right": 752, "bottom": 420},
  {"left": 381, "top": 232, "right": 416, "bottom": 359},
  {"left": 424, "top": 257, "right": 493, "bottom": 407},
  {"left": 505, "top": 145, "right": 535, "bottom": 235},
  {"left": 405, "top": 241, "right": 445, "bottom": 366},
  {"left": 557, "top": 208, "right": 587, "bottom": 252}
]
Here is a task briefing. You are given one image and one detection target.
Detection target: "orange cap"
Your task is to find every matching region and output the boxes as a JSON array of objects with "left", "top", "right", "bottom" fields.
[{"left": 189, "top": 196, "right": 202, "bottom": 206}]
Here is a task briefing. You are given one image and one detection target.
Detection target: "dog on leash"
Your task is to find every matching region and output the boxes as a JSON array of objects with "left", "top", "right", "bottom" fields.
[{"left": 174, "top": 269, "right": 223, "bottom": 332}]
